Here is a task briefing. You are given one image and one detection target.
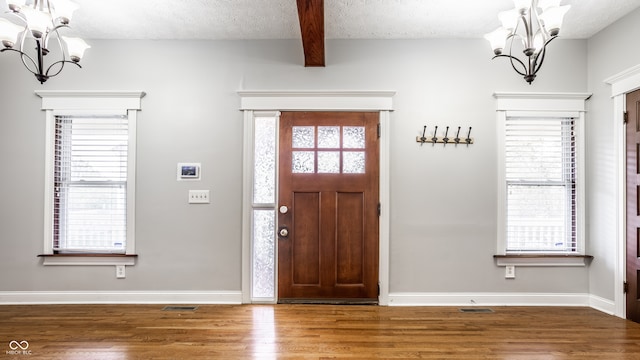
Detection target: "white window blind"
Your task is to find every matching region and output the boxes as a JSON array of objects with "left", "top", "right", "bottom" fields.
[
  {"left": 53, "top": 114, "right": 128, "bottom": 253},
  {"left": 505, "top": 117, "right": 576, "bottom": 253}
]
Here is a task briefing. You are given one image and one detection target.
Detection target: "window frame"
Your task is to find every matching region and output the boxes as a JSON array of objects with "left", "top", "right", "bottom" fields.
[
  {"left": 37, "top": 91, "right": 145, "bottom": 266},
  {"left": 504, "top": 116, "right": 577, "bottom": 253},
  {"left": 494, "top": 92, "right": 590, "bottom": 266}
]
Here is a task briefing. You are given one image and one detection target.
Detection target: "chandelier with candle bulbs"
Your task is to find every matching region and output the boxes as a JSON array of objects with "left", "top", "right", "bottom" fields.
[
  {"left": 0, "top": 0, "right": 89, "bottom": 83},
  {"left": 484, "top": 0, "right": 570, "bottom": 84}
]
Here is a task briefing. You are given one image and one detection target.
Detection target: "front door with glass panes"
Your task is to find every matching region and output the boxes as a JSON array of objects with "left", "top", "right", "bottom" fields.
[{"left": 277, "top": 111, "right": 380, "bottom": 302}]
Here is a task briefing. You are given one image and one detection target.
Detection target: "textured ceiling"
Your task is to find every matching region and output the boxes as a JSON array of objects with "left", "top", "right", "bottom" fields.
[{"left": 41, "top": 0, "right": 640, "bottom": 40}]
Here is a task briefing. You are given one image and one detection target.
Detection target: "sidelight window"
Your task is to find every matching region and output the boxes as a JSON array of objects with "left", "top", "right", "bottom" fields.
[{"left": 251, "top": 113, "right": 278, "bottom": 301}]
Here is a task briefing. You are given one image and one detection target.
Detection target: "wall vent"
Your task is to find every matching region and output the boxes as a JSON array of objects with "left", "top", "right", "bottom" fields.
[
  {"left": 459, "top": 308, "right": 494, "bottom": 313},
  {"left": 162, "top": 306, "right": 199, "bottom": 311}
]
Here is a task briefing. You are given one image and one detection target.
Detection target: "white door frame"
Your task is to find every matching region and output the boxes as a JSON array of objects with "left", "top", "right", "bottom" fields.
[
  {"left": 238, "top": 91, "right": 395, "bottom": 304},
  {"left": 605, "top": 64, "right": 640, "bottom": 318}
]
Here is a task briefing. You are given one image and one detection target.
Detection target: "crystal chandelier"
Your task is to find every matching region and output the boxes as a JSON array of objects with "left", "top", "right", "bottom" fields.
[
  {"left": 484, "top": 0, "right": 570, "bottom": 84},
  {"left": 0, "top": 0, "right": 89, "bottom": 83}
]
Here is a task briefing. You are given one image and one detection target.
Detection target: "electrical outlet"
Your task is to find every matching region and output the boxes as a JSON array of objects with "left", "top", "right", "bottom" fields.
[
  {"left": 505, "top": 265, "right": 515, "bottom": 279},
  {"left": 188, "top": 190, "right": 210, "bottom": 204},
  {"left": 116, "top": 265, "right": 126, "bottom": 279}
]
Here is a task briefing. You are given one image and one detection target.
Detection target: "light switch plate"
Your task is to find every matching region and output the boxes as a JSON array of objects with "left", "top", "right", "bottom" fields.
[{"left": 188, "top": 190, "right": 210, "bottom": 204}]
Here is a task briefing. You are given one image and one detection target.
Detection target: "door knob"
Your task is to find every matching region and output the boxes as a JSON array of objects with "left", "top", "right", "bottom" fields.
[{"left": 279, "top": 227, "right": 289, "bottom": 237}]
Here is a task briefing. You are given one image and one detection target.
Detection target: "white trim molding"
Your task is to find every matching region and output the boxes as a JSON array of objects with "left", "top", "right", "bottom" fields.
[
  {"left": 605, "top": 63, "right": 640, "bottom": 319},
  {"left": 238, "top": 91, "right": 395, "bottom": 111},
  {"left": 0, "top": 291, "right": 612, "bottom": 311},
  {"left": 389, "top": 292, "right": 591, "bottom": 307},
  {"left": 493, "top": 92, "right": 591, "bottom": 260},
  {"left": 40, "top": 256, "right": 136, "bottom": 266},
  {"left": 589, "top": 294, "right": 616, "bottom": 315},
  {"left": 493, "top": 92, "right": 592, "bottom": 112},
  {"left": 605, "top": 64, "right": 640, "bottom": 97},
  {"left": 494, "top": 256, "right": 592, "bottom": 267},
  {"left": 37, "top": 91, "right": 145, "bottom": 264},
  {"left": 35, "top": 90, "right": 146, "bottom": 111},
  {"left": 0, "top": 291, "right": 242, "bottom": 305}
]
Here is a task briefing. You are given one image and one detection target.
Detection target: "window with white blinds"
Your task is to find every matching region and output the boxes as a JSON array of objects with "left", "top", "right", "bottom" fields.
[
  {"left": 504, "top": 117, "right": 576, "bottom": 253},
  {"left": 53, "top": 114, "right": 128, "bottom": 253}
]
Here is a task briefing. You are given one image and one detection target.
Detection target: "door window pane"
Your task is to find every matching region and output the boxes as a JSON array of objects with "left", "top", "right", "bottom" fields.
[
  {"left": 343, "top": 151, "right": 365, "bottom": 173},
  {"left": 343, "top": 126, "right": 365, "bottom": 149},
  {"left": 292, "top": 126, "right": 315, "bottom": 148},
  {"left": 318, "top": 151, "right": 340, "bottom": 173},
  {"left": 292, "top": 151, "right": 315, "bottom": 173},
  {"left": 318, "top": 126, "right": 340, "bottom": 148}
]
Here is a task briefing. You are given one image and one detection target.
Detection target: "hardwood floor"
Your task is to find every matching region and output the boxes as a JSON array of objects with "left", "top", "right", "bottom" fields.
[{"left": 1, "top": 304, "right": 640, "bottom": 359}]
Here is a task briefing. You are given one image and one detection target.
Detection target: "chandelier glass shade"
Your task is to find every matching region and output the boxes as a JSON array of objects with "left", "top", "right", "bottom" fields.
[
  {"left": 0, "top": 0, "right": 89, "bottom": 83},
  {"left": 485, "top": 0, "right": 570, "bottom": 84}
]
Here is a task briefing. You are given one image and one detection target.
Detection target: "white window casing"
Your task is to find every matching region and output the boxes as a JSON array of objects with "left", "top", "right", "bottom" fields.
[
  {"left": 494, "top": 92, "right": 590, "bottom": 267},
  {"left": 37, "top": 91, "right": 145, "bottom": 266}
]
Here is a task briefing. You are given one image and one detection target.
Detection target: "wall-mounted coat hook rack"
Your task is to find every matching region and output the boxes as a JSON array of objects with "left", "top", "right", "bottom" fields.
[{"left": 416, "top": 125, "right": 474, "bottom": 146}]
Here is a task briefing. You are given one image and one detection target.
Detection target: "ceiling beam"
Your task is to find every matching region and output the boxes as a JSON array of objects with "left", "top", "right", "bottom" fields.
[{"left": 296, "top": 0, "right": 325, "bottom": 67}]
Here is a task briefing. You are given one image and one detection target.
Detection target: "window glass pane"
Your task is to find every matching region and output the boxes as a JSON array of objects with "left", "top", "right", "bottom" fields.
[
  {"left": 505, "top": 119, "right": 568, "bottom": 181},
  {"left": 252, "top": 209, "right": 275, "bottom": 299},
  {"left": 292, "top": 126, "right": 315, "bottom": 148},
  {"left": 253, "top": 116, "right": 276, "bottom": 204},
  {"left": 64, "top": 117, "right": 128, "bottom": 182},
  {"left": 318, "top": 126, "right": 340, "bottom": 148},
  {"left": 504, "top": 117, "right": 576, "bottom": 253},
  {"left": 318, "top": 151, "right": 340, "bottom": 173},
  {"left": 343, "top": 151, "right": 365, "bottom": 174},
  {"left": 292, "top": 151, "right": 315, "bottom": 173},
  {"left": 58, "top": 185, "right": 126, "bottom": 252},
  {"left": 343, "top": 126, "right": 365, "bottom": 149},
  {"left": 54, "top": 115, "right": 128, "bottom": 253},
  {"left": 506, "top": 185, "right": 568, "bottom": 251}
]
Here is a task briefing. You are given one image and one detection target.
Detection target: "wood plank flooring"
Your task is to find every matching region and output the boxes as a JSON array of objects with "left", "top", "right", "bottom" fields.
[{"left": 1, "top": 304, "right": 640, "bottom": 359}]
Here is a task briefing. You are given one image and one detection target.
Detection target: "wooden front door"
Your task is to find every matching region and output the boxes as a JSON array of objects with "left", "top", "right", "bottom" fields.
[
  {"left": 278, "top": 111, "right": 379, "bottom": 302},
  {"left": 627, "top": 89, "right": 640, "bottom": 322}
]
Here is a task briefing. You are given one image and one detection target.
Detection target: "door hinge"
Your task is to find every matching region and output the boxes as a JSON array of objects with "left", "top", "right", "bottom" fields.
[
  {"left": 377, "top": 203, "right": 381, "bottom": 216},
  {"left": 377, "top": 282, "right": 380, "bottom": 296},
  {"left": 377, "top": 123, "right": 381, "bottom": 138},
  {"left": 624, "top": 111, "right": 629, "bottom": 124},
  {"left": 624, "top": 281, "right": 629, "bottom": 294}
]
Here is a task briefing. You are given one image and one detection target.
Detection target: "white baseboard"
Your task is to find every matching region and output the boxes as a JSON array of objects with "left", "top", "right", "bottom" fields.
[
  {"left": 0, "top": 291, "right": 242, "bottom": 305},
  {"left": 388, "top": 292, "right": 591, "bottom": 307},
  {"left": 588, "top": 294, "right": 616, "bottom": 315},
  {"left": 0, "top": 291, "right": 618, "bottom": 316}
]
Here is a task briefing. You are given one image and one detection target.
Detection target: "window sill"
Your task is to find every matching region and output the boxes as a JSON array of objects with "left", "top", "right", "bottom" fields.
[
  {"left": 493, "top": 254, "right": 593, "bottom": 267},
  {"left": 38, "top": 254, "right": 138, "bottom": 266}
]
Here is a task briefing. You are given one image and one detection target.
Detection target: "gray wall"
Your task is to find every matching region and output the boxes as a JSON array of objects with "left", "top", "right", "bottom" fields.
[
  {"left": 587, "top": 7, "right": 640, "bottom": 301},
  {"left": 0, "top": 37, "right": 590, "bottom": 295}
]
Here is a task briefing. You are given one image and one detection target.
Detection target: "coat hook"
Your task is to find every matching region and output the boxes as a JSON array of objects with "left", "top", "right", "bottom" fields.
[
  {"left": 454, "top": 126, "right": 461, "bottom": 144},
  {"left": 442, "top": 126, "right": 450, "bottom": 145},
  {"left": 420, "top": 125, "right": 427, "bottom": 144},
  {"left": 431, "top": 125, "right": 439, "bottom": 144},
  {"left": 466, "top": 127, "right": 473, "bottom": 144}
]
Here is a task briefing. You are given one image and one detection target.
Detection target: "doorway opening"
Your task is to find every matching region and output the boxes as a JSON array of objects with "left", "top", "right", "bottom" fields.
[{"left": 239, "top": 91, "right": 394, "bottom": 304}]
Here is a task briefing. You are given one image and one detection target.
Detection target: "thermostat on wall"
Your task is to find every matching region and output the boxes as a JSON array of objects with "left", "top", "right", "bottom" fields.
[{"left": 177, "top": 163, "right": 201, "bottom": 181}]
